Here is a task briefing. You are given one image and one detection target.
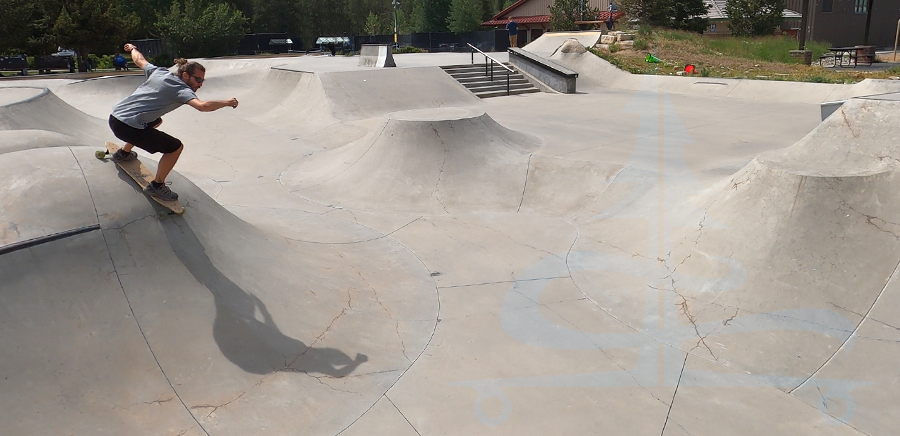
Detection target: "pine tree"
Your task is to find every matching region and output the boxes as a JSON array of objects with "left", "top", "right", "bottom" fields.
[
  {"left": 726, "top": 0, "right": 784, "bottom": 37},
  {"left": 447, "top": 0, "right": 483, "bottom": 33}
]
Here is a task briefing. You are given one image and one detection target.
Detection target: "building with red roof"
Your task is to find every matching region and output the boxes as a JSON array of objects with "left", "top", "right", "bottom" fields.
[{"left": 482, "top": 0, "right": 626, "bottom": 47}]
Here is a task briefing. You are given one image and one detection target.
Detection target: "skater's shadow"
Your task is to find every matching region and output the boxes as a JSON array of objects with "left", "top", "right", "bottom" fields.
[{"left": 160, "top": 218, "right": 367, "bottom": 376}]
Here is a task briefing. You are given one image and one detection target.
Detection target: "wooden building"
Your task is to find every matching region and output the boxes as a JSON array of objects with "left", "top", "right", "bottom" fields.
[
  {"left": 482, "top": 0, "right": 626, "bottom": 47},
  {"left": 785, "top": 0, "right": 899, "bottom": 47}
]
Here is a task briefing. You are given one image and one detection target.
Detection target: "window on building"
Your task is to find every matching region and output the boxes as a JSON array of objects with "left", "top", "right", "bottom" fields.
[
  {"left": 709, "top": 23, "right": 716, "bottom": 32},
  {"left": 822, "top": 0, "right": 833, "bottom": 12},
  {"left": 854, "top": 0, "right": 867, "bottom": 13}
]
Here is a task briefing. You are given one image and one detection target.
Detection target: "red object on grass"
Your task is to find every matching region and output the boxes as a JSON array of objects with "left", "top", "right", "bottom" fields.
[{"left": 685, "top": 64, "right": 695, "bottom": 74}]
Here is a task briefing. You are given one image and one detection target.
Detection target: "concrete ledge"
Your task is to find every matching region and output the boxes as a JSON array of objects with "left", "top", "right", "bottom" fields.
[
  {"left": 358, "top": 44, "right": 396, "bottom": 68},
  {"left": 508, "top": 47, "right": 578, "bottom": 93}
]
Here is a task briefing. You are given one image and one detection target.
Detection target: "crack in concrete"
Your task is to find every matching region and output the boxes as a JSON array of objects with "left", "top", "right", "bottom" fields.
[
  {"left": 544, "top": 300, "right": 672, "bottom": 407},
  {"left": 659, "top": 354, "right": 688, "bottom": 436},
  {"left": 517, "top": 154, "right": 533, "bottom": 213},
  {"left": 437, "top": 275, "right": 570, "bottom": 289},
  {"left": 470, "top": 219, "right": 566, "bottom": 260},
  {"left": 569, "top": 165, "right": 627, "bottom": 221},
  {"left": 839, "top": 107, "right": 862, "bottom": 138},
  {"left": 829, "top": 181, "right": 900, "bottom": 239},
  {"left": 396, "top": 320, "right": 411, "bottom": 362},
  {"left": 789, "top": 176, "right": 806, "bottom": 218},
  {"left": 829, "top": 302, "right": 900, "bottom": 332},
  {"left": 431, "top": 124, "right": 450, "bottom": 214},
  {"left": 190, "top": 391, "right": 247, "bottom": 419},
  {"left": 676, "top": 291, "right": 717, "bottom": 360}
]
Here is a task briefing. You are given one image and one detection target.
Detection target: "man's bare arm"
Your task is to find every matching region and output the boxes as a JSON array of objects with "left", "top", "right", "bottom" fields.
[
  {"left": 123, "top": 43, "right": 148, "bottom": 69},
  {"left": 186, "top": 98, "right": 239, "bottom": 112}
]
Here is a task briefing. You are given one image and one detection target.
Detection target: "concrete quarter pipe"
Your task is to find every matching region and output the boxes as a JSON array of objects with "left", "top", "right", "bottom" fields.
[{"left": 2, "top": 52, "right": 900, "bottom": 435}]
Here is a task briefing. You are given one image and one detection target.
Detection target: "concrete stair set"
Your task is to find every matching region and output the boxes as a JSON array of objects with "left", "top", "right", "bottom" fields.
[{"left": 441, "top": 63, "right": 540, "bottom": 98}]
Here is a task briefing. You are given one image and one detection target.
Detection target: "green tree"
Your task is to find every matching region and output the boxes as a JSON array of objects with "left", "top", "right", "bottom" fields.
[
  {"left": 156, "top": 0, "right": 248, "bottom": 57},
  {"left": 670, "top": 0, "right": 709, "bottom": 32},
  {"left": 120, "top": 0, "right": 174, "bottom": 38},
  {"left": 447, "top": 0, "right": 482, "bottom": 33},
  {"left": 0, "top": 0, "right": 38, "bottom": 54},
  {"left": 619, "top": 0, "right": 708, "bottom": 32},
  {"left": 726, "top": 0, "right": 783, "bottom": 37},
  {"left": 364, "top": 11, "right": 380, "bottom": 34},
  {"left": 549, "top": 0, "right": 598, "bottom": 31},
  {"left": 33, "top": 0, "right": 138, "bottom": 67},
  {"left": 412, "top": 0, "right": 451, "bottom": 32},
  {"left": 252, "top": 0, "right": 301, "bottom": 35}
]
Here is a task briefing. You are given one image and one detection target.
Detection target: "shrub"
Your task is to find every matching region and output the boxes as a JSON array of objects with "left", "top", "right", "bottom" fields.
[
  {"left": 149, "top": 53, "right": 173, "bottom": 68},
  {"left": 393, "top": 46, "right": 423, "bottom": 54},
  {"left": 89, "top": 54, "right": 114, "bottom": 69}
]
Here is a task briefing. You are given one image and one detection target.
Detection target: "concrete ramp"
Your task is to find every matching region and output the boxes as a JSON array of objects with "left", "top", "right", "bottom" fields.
[
  {"left": 672, "top": 98, "right": 900, "bottom": 434},
  {"left": 282, "top": 107, "right": 541, "bottom": 213},
  {"left": 358, "top": 44, "right": 396, "bottom": 68},
  {"left": 6, "top": 53, "right": 900, "bottom": 436},
  {"left": 0, "top": 86, "right": 108, "bottom": 145},
  {"left": 53, "top": 75, "right": 145, "bottom": 118},
  {"left": 523, "top": 31, "right": 603, "bottom": 57},
  {"left": 318, "top": 67, "right": 481, "bottom": 120},
  {"left": 0, "top": 146, "right": 438, "bottom": 435}
]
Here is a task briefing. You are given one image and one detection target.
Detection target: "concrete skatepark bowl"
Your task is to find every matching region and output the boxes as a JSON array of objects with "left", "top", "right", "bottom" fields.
[{"left": 2, "top": 42, "right": 900, "bottom": 435}]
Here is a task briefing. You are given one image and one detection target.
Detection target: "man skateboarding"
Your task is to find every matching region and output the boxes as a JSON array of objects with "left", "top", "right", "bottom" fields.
[{"left": 108, "top": 43, "right": 239, "bottom": 201}]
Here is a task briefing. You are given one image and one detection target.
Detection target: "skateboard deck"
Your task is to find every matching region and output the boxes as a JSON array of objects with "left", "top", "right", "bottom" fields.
[{"left": 96, "top": 142, "right": 185, "bottom": 214}]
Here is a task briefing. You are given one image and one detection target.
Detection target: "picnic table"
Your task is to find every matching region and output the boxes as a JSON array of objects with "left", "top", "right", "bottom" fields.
[{"left": 819, "top": 46, "right": 875, "bottom": 68}]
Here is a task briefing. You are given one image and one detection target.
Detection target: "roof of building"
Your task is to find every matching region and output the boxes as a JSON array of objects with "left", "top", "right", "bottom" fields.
[{"left": 703, "top": 0, "right": 802, "bottom": 20}]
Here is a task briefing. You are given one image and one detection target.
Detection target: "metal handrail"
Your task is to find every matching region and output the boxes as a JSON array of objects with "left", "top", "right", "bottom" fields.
[{"left": 467, "top": 43, "right": 512, "bottom": 96}]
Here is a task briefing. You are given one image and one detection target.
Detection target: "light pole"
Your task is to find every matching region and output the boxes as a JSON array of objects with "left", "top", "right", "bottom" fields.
[{"left": 392, "top": 0, "right": 400, "bottom": 47}]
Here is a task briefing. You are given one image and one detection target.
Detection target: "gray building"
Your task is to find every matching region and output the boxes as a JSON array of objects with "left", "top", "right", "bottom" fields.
[{"left": 785, "top": 0, "right": 899, "bottom": 47}]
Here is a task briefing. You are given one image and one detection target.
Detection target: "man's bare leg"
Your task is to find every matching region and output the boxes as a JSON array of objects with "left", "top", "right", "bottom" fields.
[{"left": 153, "top": 145, "right": 183, "bottom": 184}]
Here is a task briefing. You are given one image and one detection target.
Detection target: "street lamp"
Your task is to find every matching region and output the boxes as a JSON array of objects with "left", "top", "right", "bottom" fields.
[{"left": 392, "top": 0, "right": 400, "bottom": 47}]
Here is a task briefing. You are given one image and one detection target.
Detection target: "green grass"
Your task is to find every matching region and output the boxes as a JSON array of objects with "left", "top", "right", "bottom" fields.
[
  {"left": 702, "top": 35, "right": 832, "bottom": 63},
  {"left": 633, "top": 28, "right": 832, "bottom": 64}
]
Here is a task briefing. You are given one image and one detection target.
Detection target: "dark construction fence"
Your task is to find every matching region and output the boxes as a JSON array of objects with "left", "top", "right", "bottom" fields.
[
  {"left": 351, "top": 30, "right": 510, "bottom": 53},
  {"left": 137, "top": 29, "right": 507, "bottom": 58}
]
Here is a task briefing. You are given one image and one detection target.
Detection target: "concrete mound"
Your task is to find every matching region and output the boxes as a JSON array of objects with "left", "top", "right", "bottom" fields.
[
  {"left": 642, "top": 99, "right": 900, "bottom": 432},
  {"left": 523, "top": 31, "right": 603, "bottom": 57},
  {"left": 0, "top": 146, "right": 438, "bottom": 435},
  {"left": 282, "top": 107, "right": 542, "bottom": 213},
  {"left": 317, "top": 67, "right": 482, "bottom": 121},
  {"left": 0, "top": 86, "right": 108, "bottom": 146},
  {"left": 238, "top": 68, "right": 339, "bottom": 139}
]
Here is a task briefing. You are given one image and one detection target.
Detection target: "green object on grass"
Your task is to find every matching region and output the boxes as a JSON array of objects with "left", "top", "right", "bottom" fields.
[{"left": 645, "top": 53, "right": 660, "bottom": 63}]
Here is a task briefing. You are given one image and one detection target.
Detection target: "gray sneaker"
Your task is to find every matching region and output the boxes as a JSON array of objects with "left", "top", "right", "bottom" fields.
[
  {"left": 144, "top": 182, "right": 179, "bottom": 201},
  {"left": 111, "top": 149, "right": 137, "bottom": 163}
]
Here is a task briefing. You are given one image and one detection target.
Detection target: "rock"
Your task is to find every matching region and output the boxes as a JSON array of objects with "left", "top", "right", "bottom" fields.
[
  {"left": 558, "top": 38, "right": 587, "bottom": 54},
  {"left": 600, "top": 35, "right": 618, "bottom": 44}
]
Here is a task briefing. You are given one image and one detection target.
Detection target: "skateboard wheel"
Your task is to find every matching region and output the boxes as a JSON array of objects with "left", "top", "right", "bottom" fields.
[{"left": 95, "top": 150, "right": 107, "bottom": 159}]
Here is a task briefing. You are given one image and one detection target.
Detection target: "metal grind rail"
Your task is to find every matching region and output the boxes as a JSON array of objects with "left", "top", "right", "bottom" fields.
[{"left": 468, "top": 43, "right": 512, "bottom": 96}]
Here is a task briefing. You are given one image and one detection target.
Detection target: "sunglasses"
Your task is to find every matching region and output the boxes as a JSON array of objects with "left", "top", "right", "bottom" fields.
[{"left": 189, "top": 74, "right": 205, "bottom": 84}]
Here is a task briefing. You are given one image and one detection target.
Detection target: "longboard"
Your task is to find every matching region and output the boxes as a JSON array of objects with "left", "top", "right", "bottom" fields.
[{"left": 95, "top": 142, "right": 185, "bottom": 214}]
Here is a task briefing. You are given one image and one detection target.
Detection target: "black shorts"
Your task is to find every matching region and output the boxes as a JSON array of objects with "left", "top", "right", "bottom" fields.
[{"left": 108, "top": 115, "right": 183, "bottom": 154}]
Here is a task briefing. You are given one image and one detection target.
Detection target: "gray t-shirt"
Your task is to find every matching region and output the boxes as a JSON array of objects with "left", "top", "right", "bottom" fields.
[{"left": 111, "top": 63, "right": 198, "bottom": 129}]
